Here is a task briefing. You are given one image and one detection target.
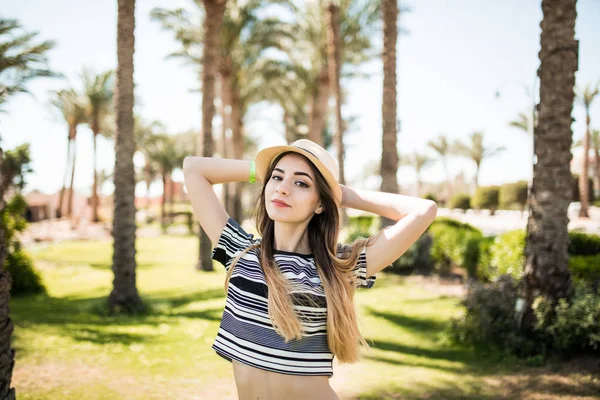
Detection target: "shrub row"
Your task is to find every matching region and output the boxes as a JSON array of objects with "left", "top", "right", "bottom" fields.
[{"left": 447, "top": 175, "right": 596, "bottom": 213}]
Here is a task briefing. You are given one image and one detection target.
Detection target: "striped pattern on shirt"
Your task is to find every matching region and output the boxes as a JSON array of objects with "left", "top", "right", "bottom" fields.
[{"left": 210, "top": 217, "right": 376, "bottom": 376}]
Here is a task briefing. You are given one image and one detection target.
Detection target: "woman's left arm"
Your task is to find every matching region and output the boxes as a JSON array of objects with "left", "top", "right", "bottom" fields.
[{"left": 340, "top": 184, "right": 438, "bottom": 277}]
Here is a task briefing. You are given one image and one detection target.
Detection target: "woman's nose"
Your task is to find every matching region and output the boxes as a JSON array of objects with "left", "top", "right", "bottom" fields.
[{"left": 276, "top": 180, "right": 291, "bottom": 195}]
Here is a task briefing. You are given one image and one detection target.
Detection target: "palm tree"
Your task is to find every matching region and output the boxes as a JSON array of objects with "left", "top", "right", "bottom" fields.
[
  {"left": 509, "top": 111, "right": 531, "bottom": 134},
  {"left": 0, "top": 19, "right": 56, "bottom": 397},
  {"left": 109, "top": 0, "right": 144, "bottom": 313},
  {"left": 379, "top": 0, "right": 399, "bottom": 228},
  {"left": 427, "top": 134, "right": 451, "bottom": 201},
  {"left": 326, "top": 2, "right": 345, "bottom": 188},
  {"left": 272, "top": 0, "right": 377, "bottom": 147},
  {"left": 0, "top": 146, "right": 16, "bottom": 400},
  {"left": 50, "top": 89, "right": 87, "bottom": 218},
  {"left": 134, "top": 116, "right": 163, "bottom": 215},
  {"left": 146, "top": 134, "right": 186, "bottom": 228},
  {"left": 453, "top": 132, "right": 505, "bottom": 189},
  {"left": 0, "top": 18, "right": 57, "bottom": 110},
  {"left": 153, "top": 0, "right": 226, "bottom": 271},
  {"left": 401, "top": 152, "right": 433, "bottom": 196},
  {"left": 592, "top": 130, "right": 600, "bottom": 197},
  {"left": 82, "top": 69, "right": 114, "bottom": 223},
  {"left": 523, "top": 0, "right": 577, "bottom": 325},
  {"left": 572, "top": 129, "right": 600, "bottom": 198},
  {"left": 575, "top": 82, "right": 599, "bottom": 218}
]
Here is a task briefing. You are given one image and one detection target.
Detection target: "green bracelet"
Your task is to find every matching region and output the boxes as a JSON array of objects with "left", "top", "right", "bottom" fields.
[{"left": 249, "top": 161, "right": 256, "bottom": 183}]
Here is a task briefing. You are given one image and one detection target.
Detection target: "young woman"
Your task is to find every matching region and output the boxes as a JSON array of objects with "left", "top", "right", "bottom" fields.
[{"left": 183, "top": 139, "right": 437, "bottom": 400}]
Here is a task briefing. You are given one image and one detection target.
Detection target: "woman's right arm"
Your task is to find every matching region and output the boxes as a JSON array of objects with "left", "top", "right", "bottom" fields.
[{"left": 182, "top": 156, "right": 253, "bottom": 245}]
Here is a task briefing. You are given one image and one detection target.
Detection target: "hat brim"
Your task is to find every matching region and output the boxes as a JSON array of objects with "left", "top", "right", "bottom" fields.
[{"left": 255, "top": 145, "right": 342, "bottom": 206}]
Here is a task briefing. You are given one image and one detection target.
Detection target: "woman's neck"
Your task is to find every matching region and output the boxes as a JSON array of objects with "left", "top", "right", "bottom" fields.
[{"left": 273, "top": 220, "right": 312, "bottom": 254}]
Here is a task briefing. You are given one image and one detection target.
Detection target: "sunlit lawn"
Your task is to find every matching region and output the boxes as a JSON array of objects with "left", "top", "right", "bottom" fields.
[{"left": 11, "top": 236, "right": 600, "bottom": 399}]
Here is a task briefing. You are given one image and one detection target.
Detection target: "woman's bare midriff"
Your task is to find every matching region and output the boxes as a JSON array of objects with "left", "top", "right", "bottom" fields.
[{"left": 232, "top": 360, "right": 339, "bottom": 400}]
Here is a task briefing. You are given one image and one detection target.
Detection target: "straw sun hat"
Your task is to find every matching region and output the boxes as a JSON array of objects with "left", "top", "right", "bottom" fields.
[{"left": 255, "top": 139, "right": 343, "bottom": 206}]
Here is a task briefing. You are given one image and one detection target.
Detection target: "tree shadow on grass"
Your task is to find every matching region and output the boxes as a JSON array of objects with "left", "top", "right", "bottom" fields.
[
  {"left": 354, "top": 365, "right": 600, "bottom": 399},
  {"left": 365, "top": 308, "right": 447, "bottom": 337},
  {"left": 67, "top": 328, "right": 150, "bottom": 345},
  {"left": 88, "top": 262, "right": 160, "bottom": 270},
  {"left": 11, "top": 287, "right": 227, "bottom": 351},
  {"left": 361, "top": 306, "right": 600, "bottom": 399}
]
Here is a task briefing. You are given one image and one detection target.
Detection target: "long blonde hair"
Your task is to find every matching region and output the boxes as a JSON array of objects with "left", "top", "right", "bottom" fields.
[{"left": 224, "top": 152, "right": 381, "bottom": 363}]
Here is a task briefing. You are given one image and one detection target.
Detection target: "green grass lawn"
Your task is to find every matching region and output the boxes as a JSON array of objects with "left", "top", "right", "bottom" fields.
[{"left": 11, "top": 236, "right": 600, "bottom": 400}]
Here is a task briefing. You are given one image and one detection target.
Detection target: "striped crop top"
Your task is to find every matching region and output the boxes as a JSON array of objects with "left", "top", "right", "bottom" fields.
[{"left": 210, "top": 217, "right": 376, "bottom": 376}]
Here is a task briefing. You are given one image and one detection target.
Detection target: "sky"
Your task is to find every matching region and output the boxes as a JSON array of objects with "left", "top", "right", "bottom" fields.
[{"left": 2, "top": 0, "right": 600, "bottom": 198}]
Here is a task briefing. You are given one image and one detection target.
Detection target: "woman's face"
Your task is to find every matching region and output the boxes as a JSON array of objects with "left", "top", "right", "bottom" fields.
[{"left": 264, "top": 153, "right": 324, "bottom": 223}]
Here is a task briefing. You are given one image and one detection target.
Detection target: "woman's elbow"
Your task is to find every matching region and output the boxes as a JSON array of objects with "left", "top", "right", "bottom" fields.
[
  {"left": 422, "top": 200, "right": 438, "bottom": 220},
  {"left": 183, "top": 156, "right": 205, "bottom": 174}
]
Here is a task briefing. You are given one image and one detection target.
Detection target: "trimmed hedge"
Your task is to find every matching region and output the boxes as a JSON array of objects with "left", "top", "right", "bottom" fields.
[
  {"left": 484, "top": 229, "right": 600, "bottom": 285},
  {"left": 568, "top": 231, "right": 600, "bottom": 256},
  {"left": 429, "top": 218, "right": 483, "bottom": 277},
  {"left": 499, "top": 181, "right": 528, "bottom": 210},
  {"left": 448, "top": 194, "right": 471, "bottom": 210},
  {"left": 472, "top": 186, "right": 500, "bottom": 214}
]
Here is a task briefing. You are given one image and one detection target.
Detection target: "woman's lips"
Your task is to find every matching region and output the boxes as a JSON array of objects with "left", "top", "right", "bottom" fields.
[{"left": 272, "top": 200, "right": 290, "bottom": 207}]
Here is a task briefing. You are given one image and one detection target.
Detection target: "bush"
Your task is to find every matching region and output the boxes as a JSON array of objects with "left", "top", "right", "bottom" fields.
[
  {"left": 445, "top": 275, "right": 539, "bottom": 356},
  {"left": 448, "top": 193, "right": 471, "bottom": 210},
  {"left": 423, "top": 193, "right": 438, "bottom": 203},
  {"left": 1, "top": 193, "right": 47, "bottom": 295},
  {"left": 568, "top": 232, "right": 600, "bottom": 256},
  {"left": 569, "top": 254, "right": 600, "bottom": 288},
  {"left": 447, "top": 277, "right": 600, "bottom": 357},
  {"left": 391, "top": 234, "right": 433, "bottom": 275},
  {"left": 488, "top": 230, "right": 526, "bottom": 281},
  {"left": 533, "top": 283, "right": 600, "bottom": 353},
  {"left": 429, "top": 218, "right": 483, "bottom": 277},
  {"left": 6, "top": 247, "right": 46, "bottom": 295},
  {"left": 486, "top": 230, "right": 600, "bottom": 284},
  {"left": 472, "top": 186, "right": 500, "bottom": 214},
  {"left": 347, "top": 215, "right": 375, "bottom": 234},
  {"left": 499, "top": 181, "right": 528, "bottom": 210},
  {"left": 476, "top": 236, "right": 496, "bottom": 281}
]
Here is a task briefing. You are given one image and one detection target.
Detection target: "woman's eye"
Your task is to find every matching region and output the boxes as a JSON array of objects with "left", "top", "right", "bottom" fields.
[{"left": 271, "top": 175, "right": 308, "bottom": 188}]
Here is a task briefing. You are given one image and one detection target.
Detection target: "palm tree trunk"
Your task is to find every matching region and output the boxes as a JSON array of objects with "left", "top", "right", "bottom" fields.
[
  {"left": 380, "top": 0, "right": 399, "bottom": 229},
  {"left": 326, "top": 3, "right": 344, "bottom": 185},
  {"left": 109, "top": 0, "right": 144, "bottom": 314},
  {"left": 197, "top": 0, "right": 226, "bottom": 272},
  {"left": 523, "top": 0, "right": 576, "bottom": 325},
  {"left": 218, "top": 74, "right": 231, "bottom": 209},
  {"left": 67, "top": 135, "right": 77, "bottom": 218},
  {"left": 161, "top": 173, "right": 167, "bottom": 228},
  {"left": 144, "top": 164, "right": 152, "bottom": 211},
  {"left": 308, "top": 67, "right": 329, "bottom": 147},
  {"left": 57, "top": 131, "right": 73, "bottom": 218},
  {"left": 594, "top": 147, "right": 600, "bottom": 198},
  {"left": 230, "top": 89, "right": 243, "bottom": 223},
  {"left": 169, "top": 174, "right": 175, "bottom": 216},
  {"left": 578, "top": 112, "right": 590, "bottom": 217},
  {"left": 92, "top": 131, "right": 100, "bottom": 222},
  {"left": 443, "top": 158, "right": 452, "bottom": 202},
  {"left": 0, "top": 147, "right": 16, "bottom": 400},
  {"left": 326, "top": 2, "right": 348, "bottom": 228}
]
